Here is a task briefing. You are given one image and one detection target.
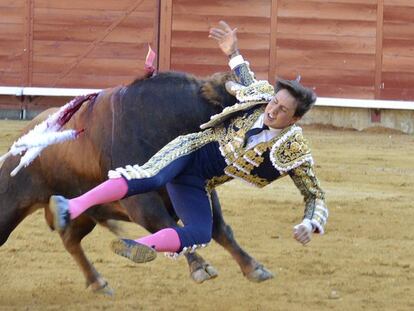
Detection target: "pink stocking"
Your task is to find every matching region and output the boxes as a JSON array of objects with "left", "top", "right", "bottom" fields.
[
  {"left": 69, "top": 177, "right": 128, "bottom": 219},
  {"left": 136, "top": 228, "right": 181, "bottom": 252}
]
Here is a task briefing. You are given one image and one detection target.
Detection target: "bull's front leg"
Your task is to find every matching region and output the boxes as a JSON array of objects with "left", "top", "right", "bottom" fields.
[
  {"left": 44, "top": 206, "right": 113, "bottom": 295},
  {"left": 210, "top": 190, "right": 274, "bottom": 282}
]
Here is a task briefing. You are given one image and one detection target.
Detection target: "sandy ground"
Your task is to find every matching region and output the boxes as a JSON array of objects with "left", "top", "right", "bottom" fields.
[{"left": 0, "top": 120, "right": 413, "bottom": 311}]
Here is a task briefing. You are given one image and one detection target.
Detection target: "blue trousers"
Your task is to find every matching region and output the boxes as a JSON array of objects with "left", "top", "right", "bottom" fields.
[{"left": 125, "top": 141, "right": 227, "bottom": 249}]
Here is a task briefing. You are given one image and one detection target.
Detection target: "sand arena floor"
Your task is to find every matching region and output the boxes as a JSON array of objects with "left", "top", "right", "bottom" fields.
[{"left": 0, "top": 120, "right": 413, "bottom": 311}]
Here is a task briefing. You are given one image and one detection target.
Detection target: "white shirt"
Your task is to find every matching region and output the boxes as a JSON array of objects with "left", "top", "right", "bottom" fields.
[{"left": 245, "top": 113, "right": 281, "bottom": 150}]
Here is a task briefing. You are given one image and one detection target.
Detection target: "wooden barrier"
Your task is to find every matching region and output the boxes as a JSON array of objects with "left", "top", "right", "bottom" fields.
[{"left": 1, "top": 86, "right": 413, "bottom": 110}]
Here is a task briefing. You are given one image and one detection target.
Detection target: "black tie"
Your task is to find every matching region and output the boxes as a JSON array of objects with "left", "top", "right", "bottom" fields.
[{"left": 243, "top": 125, "right": 269, "bottom": 147}]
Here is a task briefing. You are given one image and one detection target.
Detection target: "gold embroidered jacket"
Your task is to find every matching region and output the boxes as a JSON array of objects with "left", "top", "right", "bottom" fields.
[
  {"left": 198, "top": 57, "right": 328, "bottom": 233},
  {"left": 109, "top": 58, "right": 328, "bottom": 234}
]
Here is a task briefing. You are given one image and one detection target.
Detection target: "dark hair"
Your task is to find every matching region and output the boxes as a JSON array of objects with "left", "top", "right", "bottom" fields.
[{"left": 274, "top": 78, "right": 317, "bottom": 117}]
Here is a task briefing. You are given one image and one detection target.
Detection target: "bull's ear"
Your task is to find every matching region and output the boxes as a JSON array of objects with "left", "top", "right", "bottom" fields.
[{"left": 201, "top": 71, "right": 238, "bottom": 108}]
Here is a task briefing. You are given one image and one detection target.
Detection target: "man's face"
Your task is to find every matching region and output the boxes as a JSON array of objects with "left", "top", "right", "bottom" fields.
[{"left": 264, "top": 89, "right": 301, "bottom": 129}]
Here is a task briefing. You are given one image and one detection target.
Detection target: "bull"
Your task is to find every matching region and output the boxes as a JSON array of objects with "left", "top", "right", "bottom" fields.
[{"left": 0, "top": 71, "right": 273, "bottom": 295}]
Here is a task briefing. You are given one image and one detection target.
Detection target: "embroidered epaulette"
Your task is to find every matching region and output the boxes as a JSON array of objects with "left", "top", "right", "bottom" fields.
[
  {"left": 270, "top": 125, "right": 313, "bottom": 173},
  {"left": 235, "top": 80, "right": 274, "bottom": 103},
  {"left": 200, "top": 101, "right": 266, "bottom": 129},
  {"left": 200, "top": 81, "right": 275, "bottom": 130}
]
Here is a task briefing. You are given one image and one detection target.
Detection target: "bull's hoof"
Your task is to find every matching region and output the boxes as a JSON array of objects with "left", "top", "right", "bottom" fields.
[
  {"left": 89, "top": 279, "right": 114, "bottom": 297},
  {"left": 245, "top": 265, "right": 274, "bottom": 283},
  {"left": 93, "top": 283, "right": 114, "bottom": 296},
  {"left": 191, "top": 263, "right": 219, "bottom": 284}
]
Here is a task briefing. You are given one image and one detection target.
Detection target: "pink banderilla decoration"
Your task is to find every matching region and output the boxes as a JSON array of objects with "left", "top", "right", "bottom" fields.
[{"left": 144, "top": 44, "right": 157, "bottom": 77}]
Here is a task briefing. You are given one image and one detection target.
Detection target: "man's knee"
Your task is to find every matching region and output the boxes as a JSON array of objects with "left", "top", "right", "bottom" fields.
[
  {"left": 180, "top": 225, "right": 212, "bottom": 247},
  {"left": 194, "top": 228, "right": 212, "bottom": 245}
]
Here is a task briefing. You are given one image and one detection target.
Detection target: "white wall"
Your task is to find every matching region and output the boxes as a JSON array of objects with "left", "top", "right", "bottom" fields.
[{"left": 301, "top": 106, "right": 414, "bottom": 134}]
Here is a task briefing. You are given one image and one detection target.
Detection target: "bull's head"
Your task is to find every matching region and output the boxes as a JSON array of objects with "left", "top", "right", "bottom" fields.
[{"left": 200, "top": 72, "right": 238, "bottom": 109}]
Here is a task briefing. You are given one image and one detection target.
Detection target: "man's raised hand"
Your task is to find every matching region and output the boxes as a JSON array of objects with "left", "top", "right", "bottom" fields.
[{"left": 209, "top": 21, "right": 239, "bottom": 57}]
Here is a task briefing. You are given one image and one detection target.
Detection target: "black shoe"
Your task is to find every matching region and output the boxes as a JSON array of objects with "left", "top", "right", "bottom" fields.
[
  {"left": 49, "top": 195, "right": 70, "bottom": 232},
  {"left": 110, "top": 238, "right": 157, "bottom": 263}
]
